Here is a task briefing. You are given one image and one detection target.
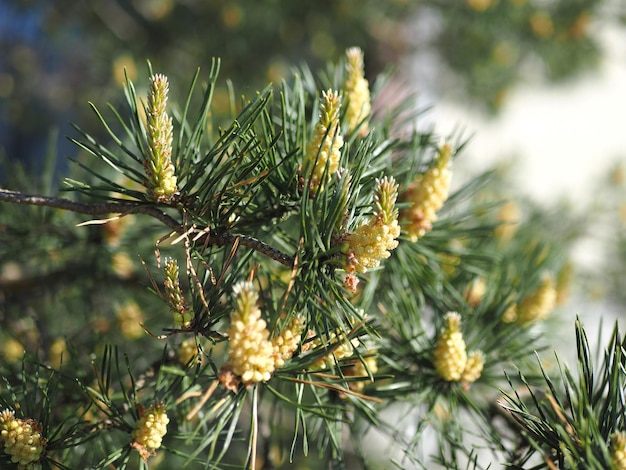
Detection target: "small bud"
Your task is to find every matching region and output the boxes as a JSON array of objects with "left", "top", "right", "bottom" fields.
[
  {"left": 144, "top": 74, "right": 177, "bottom": 202},
  {"left": 49, "top": 337, "right": 67, "bottom": 369},
  {"left": 612, "top": 431, "right": 626, "bottom": 470},
  {"left": 343, "top": 47, "right": 371, "bottom": 136},
  {"left": 218, "top": 365, "right": 240, "bottom": 393},
  {"left": 131, "top": 402, "right": 169, "bottom": 461},
  {"left": 568, "top": 13, "right": 591, "bottom": 40},
  {"left": 494, "top": 200, "right": 521, "bottom": 244},
  {"left": 433, "top": 312, "right": 467, "bottom": 381},
  {"left": 226, "top": 282, "right": 275, "bottom": 385},
  {"left": 163, "top": 258, "right": 192, "bottom": 327},
  {"left": 111, "top": 251, "right": 135, "bottom": 279},
  {"left": 177, "top": 338, "right": 199, "bottom": 366},
  {"left": 344, "top": 177, "right": 401, "bottom": 274},
  {"left": 344, "top": 353, "right": 378, "bottom": 392},
  {"left": 529, "top": 11, "right": 554, "bottom": 39},
  {"left": 556, "top": 262, "right": 573, "bottom": 305},
  {"left": 304, "top": 90, "right": 343, "bottom": 192},
  {"left": 464, "top": 277, "right": 487, "bottom": 307},
  {"left": 0, "top": 409, "right": 46, "bottom": 468},
  {"left": 2, "top": 338, "right": 24, "bottom": 365},
  {"left": 439, "top": 252, "right": 461, "bottom": 277},
  {"left": 516, "top": 275, "right": 557, "bottom": 324},
  {"left": 375, "top": 176, "right": 399, "bottom": 226},
  {"left": 343, "top": 272, "right": 360, "bottom": 294},
  {"left": 115, "top": 301, "right": 145, "bottom": 340},
  {"left": 466, "top": 0, "right": 495, "bottom": 12},
  {"left": 102, "top": 214, "right": 134, "bottom": 247},
  {"left": 461, "top": 350, "right": 485, "bottom": 383},
  {"left": 271, "top": 316, "right": 305, "bottom": 368},
  {"left": 502, "top": 302, "right": 518, "bottom": 323},
  {"left": 310, "top": 332, "right": 358, "bottom": 371},
  {"left": 401, "top": 143, "right": 453, "bottom": 241}
]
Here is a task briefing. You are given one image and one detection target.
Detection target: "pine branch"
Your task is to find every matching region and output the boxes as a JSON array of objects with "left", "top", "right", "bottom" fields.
[
  {"left": 0, "top": 188, "right": 294, "bottom": 266},
  {"left": 0, "top": 188, "right": 180, "bottom": 230}
]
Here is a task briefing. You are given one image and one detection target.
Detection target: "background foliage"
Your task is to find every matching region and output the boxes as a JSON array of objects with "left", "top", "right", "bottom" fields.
[{"left": 0, "top": 0, "right": 616, "bottom": 179}]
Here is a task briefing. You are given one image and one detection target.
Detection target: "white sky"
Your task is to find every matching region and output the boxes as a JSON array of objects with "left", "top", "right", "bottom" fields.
[{"left": 425, "top": 23, "right": 626, "bottom": 204}]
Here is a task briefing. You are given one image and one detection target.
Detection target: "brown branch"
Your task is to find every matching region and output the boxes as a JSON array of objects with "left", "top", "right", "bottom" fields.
[
  {"left": 0, "top": 188, "right": 180, "bottom": 230},
  {"left": 216, "top": 233, "right": 294, "bottom": 266},
  {"left": 0, "top": 188, "right": 294, "bottom": 266}
]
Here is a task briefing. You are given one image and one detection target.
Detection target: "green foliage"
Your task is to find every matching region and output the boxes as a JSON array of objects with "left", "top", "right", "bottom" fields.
[
  {"left": 0, "top": 49, "right": 605, "bottom": 470},
  {"left": 501, "top": 318, "right": 626, "bottom": 468},
  {"left": 0, "top": 0, "right": 610, "bottom": 184}
]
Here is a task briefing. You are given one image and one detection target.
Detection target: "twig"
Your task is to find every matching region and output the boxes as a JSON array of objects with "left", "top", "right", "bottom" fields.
[
  {"left": 251, "top": 384, "right": 259, "bottom": 470},
  {"left": 0, "top": 188, "right": 180, "bottom": 230},
  {"left": 0, "top": 189, "right": 295, "bottom": 266},
  {"left": 185, "top": 379, "right": 220, "bottom": 421},
  {"left": 216, "top": 233, "right": 294, "bottom": 267}
]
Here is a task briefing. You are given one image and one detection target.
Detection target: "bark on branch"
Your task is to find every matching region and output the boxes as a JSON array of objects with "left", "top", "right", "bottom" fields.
[{"left": 0, "top": 189, "right": 294, "bottom": 266}]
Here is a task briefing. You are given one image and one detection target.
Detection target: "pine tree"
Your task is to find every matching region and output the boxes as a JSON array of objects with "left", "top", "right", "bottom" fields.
[{"left": 0, "top": 47, "right": 621, "bottom": 470}]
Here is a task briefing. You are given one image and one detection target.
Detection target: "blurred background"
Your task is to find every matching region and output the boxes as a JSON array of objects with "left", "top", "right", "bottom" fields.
[
  {"left": 2, "top": 0, "right": 625, "bottom": 300},
  {"left": 1, "top": 0, "right": 620, "bottom": 180}
]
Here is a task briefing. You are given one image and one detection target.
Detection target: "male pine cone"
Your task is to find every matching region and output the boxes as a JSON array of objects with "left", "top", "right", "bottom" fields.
[
  {"left": 401, "top": 143, "right": 453, "bottom": 241},
  {"left": 433, "top": 313, "right": 484, "bottom": 383},
  {"left": 343, "top": 47, "right": 371, "bottom": 136},
  {"left": 144, "top": 73, "right": 178, "bottom": 202},
  {"left": 304, "top": 89, "right": 343, "bottom": 193},
  {"left": 344, "top": 176, "right": 401, "bottom": 274},
  {"left": 131, "top": 402, "right": 169, "bottom": 461},
  {"left": 433, "top": 312, "right": 467, "bottom": 381},
  {"left": 0, "top": 410, "right": 46, "bottom": 469},
  {"left": 226, "top": 281, "right": 276, "bottom": 385}
]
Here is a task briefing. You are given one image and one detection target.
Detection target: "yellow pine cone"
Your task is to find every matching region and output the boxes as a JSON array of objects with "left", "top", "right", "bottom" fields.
[
  {"left": 502, "top": 301, "right": 518, "bottom": 323},
  {"left": 567, "top": 12, "right": 591, "bottom": 39},
  {"left": 144, "top": 73, "right": 177, "bottom": 202},
  {"left": 401, "top": 143, "right": 453, "bottom": 241},
  {"left": 460, "top": 350, "right": 485, "bottom": 383},
  {"left": 433, "top": 312, "right": 467, "bottom": 381},
  {"left": 494, "top": 200, "right": 520, "bottom": 244},
  {"left": 439, "top": 252, "right": 461, "bottom": 277},
  {"left": 612, "top": 431, "right": 626, "bottom": 470},
  {"left": 115, "top": 301, "right": 145, "bottom": 340},
  {"left": 346, "top": 220, "right": 401, "bottom": 273},
  {"left": 271, "top": 316, "right": 305, "bottom": 368},
  {"left": 49, "top": 337, "right": 67, "bottom": 369},
  {"left": 227, "top": 282, "right": 275, "bottom": 384},
  {"left": 177, "top": 338, "right": 198, "bottom": 366},
  {"left": 164, "top": 258, "right": 192, "bottom": 327},
  {"left": 344, "top": 354, "right": 378, "bottom": 392},
  {"left": 466, "top": 0, "right": 495, "bottom": 11},
  {"left": 530, "top": 11, "right": 554, "bottom": 39},
  {"left": 2, "top": 338, "right": 24, "bottom": 365},
  {"left": 310, "top": 332, "right": 358, "bottom": 370},
  {"left": 464, "top": 277, "right": 487, "bottom": 308},
  {"left": 0, "top": 410, "right": 46, "bottom": 469},
  {"left": 345, "top": 177, "right": 401, "bottom": 274},
  {"left": 111, "top": 251, "right": 135, "bottom": 279},
  {"left": 343, "top": 47, "right": 371, "bottom": 136},
  {"left": 131, "top": 402, "right": 169, "bottom": 461},
  {"left": 304, "top": 89, "right": 343, "bottom": 192},
  {"left": 556, "top": 262, "right": 573, "bottom": 305},
  {"left": 516, "top": 275, "right": 557, "bottom": 324}
]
